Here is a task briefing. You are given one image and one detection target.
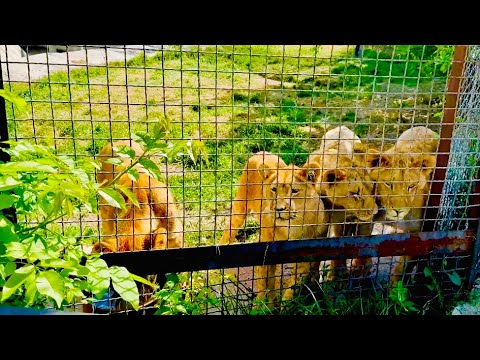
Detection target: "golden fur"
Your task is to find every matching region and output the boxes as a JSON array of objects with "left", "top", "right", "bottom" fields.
[
  {"left": 306, "top": 126, "right": 378, "bottom": 232},
  {"left": 95, "top": 140, "right": 183, "bottom": 253},
  {"left": 220, "top": 151, "right": 328, "bottom": 305},
  {"left": 367, "top": 126, "right": 438, "bottom": 283},
  {"left": 304, "top": 126, "right": 379, "bottom": 279}
]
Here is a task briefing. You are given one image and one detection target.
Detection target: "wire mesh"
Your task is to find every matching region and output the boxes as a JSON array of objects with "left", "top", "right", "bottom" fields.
[
  {"left": 436, "top": 45, "right": 480, "bottom": 232},
  {"left": 1, "top": 45, "right": 477, "bottom": 314}
]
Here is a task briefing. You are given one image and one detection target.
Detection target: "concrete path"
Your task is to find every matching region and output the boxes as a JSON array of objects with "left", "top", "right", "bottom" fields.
[{"left": 1, "top": 45, "right": 166, "bottom": 83}]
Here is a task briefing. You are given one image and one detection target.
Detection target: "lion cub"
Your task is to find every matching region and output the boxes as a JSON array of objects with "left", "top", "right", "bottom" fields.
[
  {"left": 95, "top": 140, "right": 183, "bottom": 253},
  {"left": 307, "top": 126, "right": 378, "bottom": 236},
  {"left": 367, "top": 126, "right": 438, "bottom": 284},
  {"left": 305, "top": 126, "right": 378, "bottom": 279},
  {"left": 220, "top": 151, "right": 328, "bottom": 306}
]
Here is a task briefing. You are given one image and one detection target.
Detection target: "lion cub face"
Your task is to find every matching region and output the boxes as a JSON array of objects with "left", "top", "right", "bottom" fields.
[
  {"left": 261, "top": 164, "right": 322, "bottom": 224},
  {"left": 306, "top": 151, "right": 378, "bottom": 222},
  {"left": 368, "top": 152, "right": 436, "bottom": 221}
]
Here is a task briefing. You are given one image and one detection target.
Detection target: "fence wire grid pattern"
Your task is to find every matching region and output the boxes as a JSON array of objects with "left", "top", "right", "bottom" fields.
[{"left": 1, "top": 45, "right": 478, "bottom": 315}]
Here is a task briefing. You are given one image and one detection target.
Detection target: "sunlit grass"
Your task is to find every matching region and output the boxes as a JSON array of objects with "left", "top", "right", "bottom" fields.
[{"left": 5, "top": 45, "right": 449, "bottom": 246}]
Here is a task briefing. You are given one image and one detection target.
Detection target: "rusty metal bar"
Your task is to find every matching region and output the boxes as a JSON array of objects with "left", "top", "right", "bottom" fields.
[
  {"left": 425, "top": 45, "right": 468, "bottom": 231},
  {"left": 101, "top": 230, "right": 474, "bottom": 275}
]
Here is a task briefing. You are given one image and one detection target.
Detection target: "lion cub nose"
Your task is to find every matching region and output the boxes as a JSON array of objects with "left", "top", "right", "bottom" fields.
[{"left": 276, "top": 206, "right": 287, "bottom": 212}]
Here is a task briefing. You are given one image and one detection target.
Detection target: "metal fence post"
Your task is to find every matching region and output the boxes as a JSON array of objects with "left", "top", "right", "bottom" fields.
[
  {"left": 0, "top": 57, "right": 17, "bottom": 223},
  {"left": 0, "top": 57, "right": 11, "bottom": 161},
  {"left": 424, "top": 45, "right": 468, "bottom": 231}
]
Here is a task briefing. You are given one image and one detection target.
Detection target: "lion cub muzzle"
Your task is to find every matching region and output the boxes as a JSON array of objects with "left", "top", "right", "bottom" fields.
[
  {"left": 385, "top": 208, "right": 410, "bottom": 221},
  {"left": 273, "top": 199, "right": 296, "bottom": 220}
]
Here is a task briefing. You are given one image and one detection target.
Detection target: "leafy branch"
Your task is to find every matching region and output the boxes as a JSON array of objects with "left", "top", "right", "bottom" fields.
[{"left": 0, "top": 106, "right": 205, "bottom": 311}]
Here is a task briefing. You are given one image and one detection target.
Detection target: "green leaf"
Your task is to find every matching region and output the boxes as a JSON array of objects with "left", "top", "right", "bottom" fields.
[
  {"left": 138, "top": 158, "right": 162, "bottom": 181},
  {"left": 75, "top": 265, "right": 90, "bottom": 277},
  {"left": 146, "top": 143, "right": 168, "bottom": 158},
  {"left": 62, "top": 182, "right": 88, "bottom": 202},
  {"left": 0, "top": 194, "right": 16, "bottom": 210},
  {"left": 25, "top": 241, "right": 45, "bottom": 263},
  {"left": 447, "top": 271, "right": 462, "bottom": 286},
  {"left": 64, "top": 198, "right": 74, "bottom": 218},
  {"left": 85, "top": 257, "right": 110, "bottom": 296},
  {"left": 423, "top": 266, "right": 433, "bottom": 278},
  {"left": 90, "top": 160, "right": 101, "bottom": 170},
  {"left": 36, "top": 270, "right": 65, "bottom": 308},
  {"left": 115, "top": 184, "right": 139, "bottom": 208},
  {"left": 71, "top": 167, "right": 91, "bottom": 185},
  {"left": 109, "top": 266, "right": 140, "bottom": 310},
  {"left": 48, "top": 191, "right": 65, "bottom": 217},
  {"left": 104, "top": 158, "right": 124, "bottom": 166},
  {"left": 151, "top": 124, "right": 167, "bottom": 141},
  {"left": 158, "top": 116, "right": 171, "bottom": 133},
  {"left": 0, "top": 89, "right": 29, "bottom": 115},
  {"left": 98, "top": 188, "right": 126, "bottom": 209},
  {"left": 4, "top": 242, "right": 27, "bottom": 259},
  {"left": 132, "top": 132, "right": 151, "bottom": 148},
  {"left": 192, "top": 140, "right": 209, "bottom": 166},
  {"left": 66, "top": 286, "right": 84, "bottom": 304},
  {"left": 113, "top": 145, "right": 136, "bottom": 159},
  {"left": 166, "top": 272, "right": 180, "bottom": 284},
  {"left": 38, "top": 259, "right": 79, "bottom": 270},
  {"left": 1, "top": 264, "right": 35, "bottom": 302},
  {"left": 24, "top": 274, "right": 37, "bottom": 306},
  {"left": 85, "top": 195, "right": 96, "bottom": 214},
  {"left": 151, "top": 117, "right": 170, "bottom": 141},
  {"left": 0, "top": 176, "right": 22, "bottom": 191},
  {"left": 129, "top": 273, "right": 157, "bottom": 289},
  {"left": 0, "top": 161, "right": 56, "bottom": 173},
  {"left": 175, "top": 304, "right": 187, "bottom": 314},
  {"left": 0, "top": 215, "right": 20, "bottom": 243},
  {"left": 166, "top": 140, "right": 188, "bottom": 163},
  {"left": 4, "top": 262, "right": 16, "bottom": 277},
  {"left": 1, "top": 140, "right": 34, "bottom": 155},
  {"left": 127, "top": 168, "right": 139, "bottom": 182}
]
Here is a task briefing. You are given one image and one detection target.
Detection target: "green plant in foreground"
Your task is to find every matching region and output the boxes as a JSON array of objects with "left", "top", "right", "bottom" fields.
[
  {"left": 154, "top": 272, "right": 219, "bottom": 315},
  {"left": 0, "top": 89, "right": 206, "bottom": 311},
  {"left": 388, "top": 281, "right": 418, "bottom": 315},
  {"left": 0, "top": 139, "right": 149, "bottom": 310}
]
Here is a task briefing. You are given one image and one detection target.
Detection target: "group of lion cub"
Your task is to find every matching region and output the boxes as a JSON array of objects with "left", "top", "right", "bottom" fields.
[{"left": 94, "top": 125, "right": 438, "bottom": 307}]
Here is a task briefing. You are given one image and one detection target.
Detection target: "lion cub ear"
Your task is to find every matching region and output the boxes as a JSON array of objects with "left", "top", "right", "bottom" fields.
[
  {"left": 366, "top": 148, "right": 391, "bottom": 168},
  {"left": 322, "top": 169, "right": 347, "bottom": 185},
  {"left": 257, "top": 163, "right": 277, "bottom": 180},
  {"left": 301, "top": 161, "right": 322, "bottom": 182}
]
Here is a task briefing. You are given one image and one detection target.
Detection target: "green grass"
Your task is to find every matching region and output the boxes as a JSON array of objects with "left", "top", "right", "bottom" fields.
[{"left": 5, "top": 45, "right": 451, "bottom": 247}]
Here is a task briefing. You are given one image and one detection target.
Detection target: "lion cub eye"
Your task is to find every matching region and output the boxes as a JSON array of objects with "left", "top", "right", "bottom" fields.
[
  {"left": 384, "top": 183, "right": 392, "bottom": 189},
  {"left": 292, "top": 188, "right": 300, "bottom": 194},
  {"left": 408, "top": 185, "right": 416, "bottom": 191},
  {"left": 271, "top": 187, "right": 277, "bottom": 193},
  {"left": 349, "top": 190, "right": 360, "bottom": 198}
]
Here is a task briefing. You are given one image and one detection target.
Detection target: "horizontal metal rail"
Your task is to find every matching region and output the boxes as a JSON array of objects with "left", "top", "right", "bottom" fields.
[{"left": 101, "top": 230, "right": 474, "bottom": 276}]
